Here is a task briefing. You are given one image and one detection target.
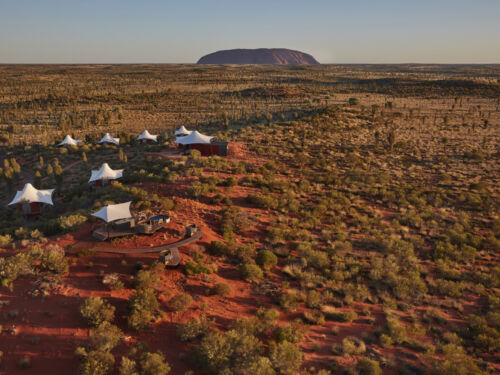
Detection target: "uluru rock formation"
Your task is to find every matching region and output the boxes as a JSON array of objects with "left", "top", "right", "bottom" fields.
[{"left": 197, "top": 48, "right": 320, "bottom": 65}]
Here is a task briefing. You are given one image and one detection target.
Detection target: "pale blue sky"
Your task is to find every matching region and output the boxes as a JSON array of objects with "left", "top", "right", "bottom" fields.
[{"left": 0, "top": 0, "right": 499, "bottom": 63}]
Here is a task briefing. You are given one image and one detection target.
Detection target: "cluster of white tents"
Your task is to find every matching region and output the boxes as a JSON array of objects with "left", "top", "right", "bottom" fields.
[
  {"left": 9, "top": 126, "right": 218, "bottom": 221},
  {"left": 58, "top": 130, "right": 159, "bottom": 147},
  {"left": 57, "top": 127, "right": 213, "bottom": 148}
]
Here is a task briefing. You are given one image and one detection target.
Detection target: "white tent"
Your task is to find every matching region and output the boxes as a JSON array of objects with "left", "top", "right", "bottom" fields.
[
  {"left": 89, "top": 163, "right": 123, "bottom": 183},
  {"left": 175, "top": 130, "right": 213, "bottom": 145},
  {"left": 92, "top": 202, "right": 132, "bottom": 223},
  {"left": 98, "top": 133, "right": 120, "bottom": 146},
  {"left": 8, "top": 183, "right": 55, "bottom": 206},
  {"left": 174, "top": 126, "right": 192, "bottom": 137},
  {"left": 137, "top": 130, "right": 158, "bottom": 142},
  {"left": 58, "top": 135, "right": 83, "bottom": 147}
]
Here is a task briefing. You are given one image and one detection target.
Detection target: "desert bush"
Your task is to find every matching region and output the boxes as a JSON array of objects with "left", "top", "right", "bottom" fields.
[
  {"left": 303, "top": 310, "right": 325, "bottom": 325},
  {"left": 119, "top": 357, "right": 137, "bottom": 375},
  {"left": 78, "top": 350, "right": 115, "bottom": 375},
  {"left": 339, "top": 337, "right": 366, "bottom": 356},
  {"left": 58, "top": 213, "right": 87, "bottom": 232},
  {"left": 279, "top": 291, "right": 303, "bottom": 312},
  {"left": 128, "top": 288, "right": 160, "bottom": 331},
  {"left": 0, "top": 234, "right": 13, "bottom": 248},
  {"left": 88, "top": 322, "right": 123, "bottom": 352},
  {"left": 134, "top": 268, "right": 160, "bottom": 290},
  {"left": 274, "top": 324, "right": 304, "bottom": 343},
  {"left": 207, "top": 241, "right": 234, "bottom": 257},
  {"left": 40, "top": 245, "right": 69, "bottom": 275},
  {"left": 247, "top": 194, "right": 278, "bottom": 210},
  {"left": 169, "top": 293, "right": 193, "bottom": 312},
  {"left": 306, "top": 290, "right": 323, "bottom": 309},
  {"left": 256, "top": 249, "right": 278, "bottom": 270},
  {"left": 429, "top": 353, "right": 488, "bottom": 375},
  {"left": 269, "top": 340, "right": 303, "bottom": 375},
  {"left": 256, "top": 308, "right": 280, "bottom": 331},
  {"left": 139, "top": 351, "right": 171, "bottom": 375},
  {"left": 356, "top": 357, "right": 382, "bottom": 375},
  {"left": 177, "top": 316, "right": 212, "bottom": 341},
  {"left": 79, "top": 297, "right": 115, "bottom": 327},
  {"left": 212, "top": 282, "right": 231, "bottom": 296},
  {"left": 240, "top": 263, "right": 263, "bottom": 282}
]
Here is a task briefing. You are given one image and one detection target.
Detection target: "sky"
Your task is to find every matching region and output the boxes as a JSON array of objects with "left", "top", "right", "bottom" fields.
[{"left": 0, "top": 0, "right": 499, "bottom": 64}]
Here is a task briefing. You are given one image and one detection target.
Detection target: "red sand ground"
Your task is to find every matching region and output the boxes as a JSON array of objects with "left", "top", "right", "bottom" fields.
[{"left": 0, "top": 142, "right": 488, "bottom": 374}]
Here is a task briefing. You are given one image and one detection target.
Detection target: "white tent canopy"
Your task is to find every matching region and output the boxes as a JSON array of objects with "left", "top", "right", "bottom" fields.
[
  {"left": 137, "top": 130, "right": 158, "bottom": 142},
  {"left": 89, "top": 163, "right": 123, "bottom": 183},
  {"left": 175, "top": 130, "right": 213, "bottom": 145},
  {"left": 98, "top": 133, "right": 120, "bottom": 145},
  {"left": 92, "top": 202, "right": 132, "bottom": 223},
  {"left": 174, "top": 126, "right": 192, "bottom": 136},
  {"left": 58, "top": 135, "right": 83, "bottom": 147},
  {"left": 8, "top": 183, "right": 55, "bottom": 206}
]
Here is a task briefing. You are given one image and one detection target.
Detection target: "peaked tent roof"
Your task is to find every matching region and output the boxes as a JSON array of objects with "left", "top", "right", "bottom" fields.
[
  {"left": 58, "top": 135, "right": 83, "bottom": 147},
  {"left": 89, "top": 163, "right": 124, "bottom": 183},
  {"left": 174, "top": 126, "right": 192, "bottom": 136},
  {"left": 98, "top": 133, "right": 120, "bottom": 145},
  {"left": 175, "top": 130, "right": 213, "bottom": 145},
  {"left": 137, "top": 130, "right": 158, "bottom": 142},
  {"left": 8, "top": 183, "right": 55, "bottom": 206},
  {"left": 92, "top": 202, "right": 132, "bottom": 223}
]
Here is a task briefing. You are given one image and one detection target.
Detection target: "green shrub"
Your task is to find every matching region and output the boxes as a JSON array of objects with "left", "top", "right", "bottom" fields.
[
  {"left": 306, "top": 290, "right": 323, "bottom": 309},
  {"left": 119, "top": 357, "right": 137, "bottom": 375},
  {"left": 256, "top": 308, "right": 280, "bottom": 331},
  {"left": 212, "top": 283, "right": 231, "bottom": 296},
  {"left": 0, "top": 234, "right": 13, "bottom": 248},
  {"left": 274, "top": 325, "right": 304, "bottom": 343},
  {"left": 240, "top": 263, "right": 263, "bottom": 282},
  {"left": 128, "top": 288, "right": 160, "bottom": 331},
  {"left": 356, "top": 357, "right": 382, "bottom": 375},
  {"left": 256, "top": 250, "right": 278, "bottom": 270},
  {"left": 139, "top": 351, "right": 171, "bottom": 375},
  {"left": 303, "top": 310, "right": 325, "bottom": 325},
  {"left": 79, "top": 297, "right": 115, "bottom": 327},
  {"left": 279, "top": 291, "right": 302, "bottom": 312},
  {"left": 339, "top": 337, "right": 366, "bottom": 356},
  {"left": 169, "top": 293, "right": 193, "bottom": 312},
  {"left": 270, "top": 341, "right": 303, "bottom": 375},
  {"left": 177, "top": 316, "right": 212, "bottom": 341},
  {"left": 78, "top": 350, "right": 115, "bottom": 375},
  {"left": 88, "top": 322, "right": 123, "bottom": 352},
  {"left": 40, "top": 245, "right": 69, "bottom": 275},
  {"left": 429, "top": 353, "right": 488, "bottom": 375},
  {"left": 58, "top": 214, "right": 87, "bottom": 232}
]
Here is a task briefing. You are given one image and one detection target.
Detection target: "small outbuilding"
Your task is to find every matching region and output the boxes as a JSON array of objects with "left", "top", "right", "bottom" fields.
[
  {"left": 89, "top": 163, "right": 123, "bottom": 187},
  {"left": 174, "top": 126, "right": 192, "bottom": 137},
  {"left": 8, "top": 183, "right": 55, "bottom": 216},
  {"left": 98, "top": 133, "right": 120, "bottom": 146},
  {"left": 58, "top": 135, "right": 83, "bottom": 147},
  {"left": 175, "top": 130, "right": 228, "bottom": 156},
  {"left": 137, "top": 130, "right": 158, "bottom": 144}
]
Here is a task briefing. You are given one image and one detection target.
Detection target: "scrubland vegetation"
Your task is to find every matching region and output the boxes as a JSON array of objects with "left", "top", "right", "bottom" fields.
[{"left": 0, "top": 64, "right": 499, "bottom": 374}]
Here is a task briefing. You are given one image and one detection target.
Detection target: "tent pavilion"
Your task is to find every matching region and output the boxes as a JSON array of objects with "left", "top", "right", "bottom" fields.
[
  {"left": 8, "top": 183, "right": 55, "bottom": 215},
  {"left": 58, "top": 135, "right": 83, "bottom": 147},
  {"left": 92, "top": 201, "right": 132, "bottom": 223},
  {"left": 174, "top": 126, "right": 192, "bottom": 137},
  {"left": 175, "top": 130, "right": 228, "bottom": 156},
  {"left": 89, "top": 163, "right": 123, "bottom": 187},
  {"left": 98, "top": 133, "right": 120, "bottom": 146},
  {"left": 137, "top": 130, "right": 158, "bottom": 144}
]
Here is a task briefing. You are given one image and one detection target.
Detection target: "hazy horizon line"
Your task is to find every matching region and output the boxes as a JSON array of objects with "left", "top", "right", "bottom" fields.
[{"left": 1, "top": 62, "right": 499, "bottom": 66}]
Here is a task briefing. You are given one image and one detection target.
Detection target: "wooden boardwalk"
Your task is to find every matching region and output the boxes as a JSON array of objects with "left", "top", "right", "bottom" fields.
[{"left": 91, "top": 230, "right": 203, "bottom": 266}]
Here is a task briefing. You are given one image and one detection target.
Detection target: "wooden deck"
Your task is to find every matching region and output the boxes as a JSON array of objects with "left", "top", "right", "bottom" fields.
[{"left": 92, "top": 230, "right": 203, "bottom": 266}]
